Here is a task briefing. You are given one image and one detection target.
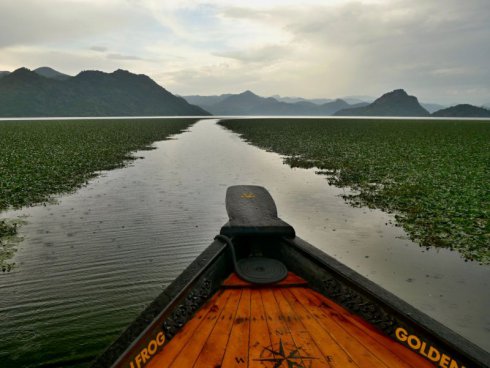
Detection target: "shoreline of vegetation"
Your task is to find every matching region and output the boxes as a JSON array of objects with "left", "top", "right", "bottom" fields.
[
  {"left": 219, "top": 118, "right": 490, "bottom": 264},
  {"left": 0, "top": 118, "right": 196, "bottom": 271}
]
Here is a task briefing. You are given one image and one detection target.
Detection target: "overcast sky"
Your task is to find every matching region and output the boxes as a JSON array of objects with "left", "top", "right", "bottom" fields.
[{"left": 1, "top": 0, "right": 489, "bottom": 105}]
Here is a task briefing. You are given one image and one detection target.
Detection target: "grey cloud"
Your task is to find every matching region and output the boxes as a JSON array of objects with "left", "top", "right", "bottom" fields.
[
  {"left": 0, "top": 0, "right": 155, "bottom": 48},
  {"left": 216, "top": 0, "right": 489, "bottom": 104},
  {"left": 90, "top": 46, "right": 108, "bottom": 52},
  {"left": 214, "top": 45, "right": 289, "bottom": 63},
  {"left": 157, "top": 62, "right": 267, "bottom": 96},
  {"left": 1, "top": 0, "right": 488, "bottom": 105},
  {"left": 257, "top": 0, "right": 490, "bottom": 104},
  {"left": 107, "top": 53, "right": 143, "bottom": 61},
  {"left": 286, "top": 0, "right": 490, "bottom": 48},
  {"left": 220, "top": 6, "right": 269, "bottom": 20}
]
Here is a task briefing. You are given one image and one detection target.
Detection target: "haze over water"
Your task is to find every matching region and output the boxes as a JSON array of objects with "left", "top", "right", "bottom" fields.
[{"left": 0, "top": 119, "right": 488, "bottom": 367}]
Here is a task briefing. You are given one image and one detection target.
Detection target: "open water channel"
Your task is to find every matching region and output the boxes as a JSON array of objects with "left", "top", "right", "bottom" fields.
[{"left": 0, "top": 118, "right": 488, "bottom": 367}]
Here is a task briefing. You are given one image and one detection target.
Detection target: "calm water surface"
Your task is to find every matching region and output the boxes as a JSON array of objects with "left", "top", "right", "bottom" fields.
[{"left": 1, "top": 119, "right": 488, "bottom": 367}]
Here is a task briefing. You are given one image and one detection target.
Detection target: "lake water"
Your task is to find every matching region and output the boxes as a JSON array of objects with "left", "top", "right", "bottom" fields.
[{"left": 1, "top": 118, "right": 488, "bottom": 367}]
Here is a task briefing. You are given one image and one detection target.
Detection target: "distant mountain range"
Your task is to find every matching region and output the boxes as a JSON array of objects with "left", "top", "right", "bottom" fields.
[
  {"left": 183, "top": 91, "right": 369, "bottom": 116},
  {"left": 183, "top": 94, "right": 233, "bottom": 109},
  {"left": 186, "top": 89, "right": 490, "bottom": 118},
  {"left": 274, "top": 95, "right": 376, "bottom": 105},
  {"left": 1, "top": 67, "right": 489, "bottom": 118},
  {"left": 0, "top": 67, "right": 208, "bottom": 117},
  {"left": 271, "top": 95, "right": 333, "bottom": 105},
  {"left": 184, "top": 94, "right": 336, "bottom": 107},
  {"left": 184, "top": 91, "right": 454, "bottom": 116}
]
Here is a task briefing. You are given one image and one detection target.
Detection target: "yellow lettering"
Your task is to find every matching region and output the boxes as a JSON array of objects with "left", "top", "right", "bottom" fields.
[
  {"left": 135, "top": 354, "right": 142, "bottom": 368},
  {"left": 449, "top": 360, "right": 461, "bottom": 368},
  {"left": 141, "top": 348, "right": 150, "bottom": 363},
  {"left": 407, "top": 335, "right": 421, "bottom": 350},
  {"left": 148, "top": 340, "right": 157, "bottom": 355},
  {"left": 393, "top": 327, "right": 465, "bottom": 368},
  {"left": 128, "top": 331, "right": 167, "bottom": 368},
  {"left": 395, "top": 327, "right": 408, "bottom": 342},
  {"left": 439, "top": 354, "right": 450, "bottom": 368},
  {"left": 156, "top": 331, "right": 165, "bottom": 346},
  {"left": 428, "top": 346, "right": 441, "bottom": 362}
]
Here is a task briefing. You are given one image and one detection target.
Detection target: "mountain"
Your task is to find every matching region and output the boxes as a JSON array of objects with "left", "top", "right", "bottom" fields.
[
  {"left": 206, "top": 90, "right": 283, "bottom": 115},
  {"left": 349, "top": 102, "right": 370, "bottom": 109},
  {"left": 431, "top": 104, "right": 490, "bottom": 117},
  {"left": 318, "top": 99, "right": 352, "bottom": 114},
  {"left": 182, "top": 94, "right": 232, "bottom": 109},
  {"left": 335, "top": 89, "right": 429, "bottom": 117},
  {"left": 0, "top": 67, "right": 209, "bottom": 117},
  {"left": 0, "top": 67, "right": 69, "bottom": 80},
  {"left": 341, "top": 96, "right": 375, "bottom": 104},
  {"left": 422, "top": 103, "right": 446, "bottom": 114},
  {"left": 273, "top": 95, "right": 371, "bottom": 108},
  {"left": 271, "top": 95, "right": 333, "bottom": 105},
  {"left": 34, "top": 66, "right": 71, "bottom": 80},
  {"left": 184, "top": 91, "right": 353, "bottom": 116}
]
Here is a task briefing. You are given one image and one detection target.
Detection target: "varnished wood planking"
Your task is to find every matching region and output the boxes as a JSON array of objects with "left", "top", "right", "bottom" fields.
[
  {"left": 301, "top": 288, "right": 434, "bottom": 368},
  {"left": 221, "top": 289, "right": 251, "bottom": 367},
  {"left": 260, "top": 288, "right": 309, "bottom": 367},
  {"left": 145, "top": 291, "right": 230, "bottom": 368},
  {"left": 281, "top": 288, "right": 359, "bottom": 367},
  {"left": 193, "top": 290, "right": 242, "bottom": 368},
  {"left": 273, "top": 287, "right": 331, "bottom": 368},
  {"left": 289, "top": 288, "right": 391, "bottom": 367},
  {"left": 146, "top": 278, "right": 437, "bottom": 368},
  {"left": 222, "top": 272, "right": 308, "bottom": 288},
  {"left": 248, "top": 288, "right": 273, "bottom": 368}
]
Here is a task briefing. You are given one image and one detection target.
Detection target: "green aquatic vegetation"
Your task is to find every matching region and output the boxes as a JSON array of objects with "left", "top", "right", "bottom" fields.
[
  {"left": 0, "top": 118, "right": 195, "bottom": 269},
  {"left": 0, "top": 219, "right": 25, "bottom": 272},
  {"left": 220, "top": 118, "right": 490, "bottom": 263}
]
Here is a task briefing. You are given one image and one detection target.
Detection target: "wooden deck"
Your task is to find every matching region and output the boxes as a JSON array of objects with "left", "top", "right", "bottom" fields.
[{"left": 147, "top": 273, "right": 434, "bottom": 368}]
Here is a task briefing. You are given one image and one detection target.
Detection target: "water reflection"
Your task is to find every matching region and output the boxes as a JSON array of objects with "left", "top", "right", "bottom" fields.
[{"left": 0, "top": 119, "right": 488, "bottom": 367}]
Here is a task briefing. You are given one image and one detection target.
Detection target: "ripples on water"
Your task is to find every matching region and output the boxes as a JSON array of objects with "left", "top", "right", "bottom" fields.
[{"left": 1, "top": 119, "right": 489, "bottom": 367}]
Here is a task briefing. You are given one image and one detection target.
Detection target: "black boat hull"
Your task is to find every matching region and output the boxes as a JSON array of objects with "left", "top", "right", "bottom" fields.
[{"left": 91, "top": 235, "right": 489, "bottom": 368}]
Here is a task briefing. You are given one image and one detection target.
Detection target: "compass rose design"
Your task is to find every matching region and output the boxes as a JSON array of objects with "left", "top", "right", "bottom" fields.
[{"left": 254, "top": 339, "right": 318, "bottom": 368}]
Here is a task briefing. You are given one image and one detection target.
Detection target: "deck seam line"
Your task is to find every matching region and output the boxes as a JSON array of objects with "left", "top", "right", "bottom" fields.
[
  {"left": 262, "top": 288, "right": 314, "bottom": 368},
  {"left": 190, "top": 289, "right": 241, "bottom": 368},
  {"left": 284, "top": 288, "right": 362, "bottom": 368},
  {"left": 162, "top": 290, "right": 230, "bottom": 368},
  {"left": 259, "top": 288, "right": 277, "bottom": 366},
  {"left": 278, "top": 287, "right": 336, "bottom": 368},
  {"left": 294, "top": 287, "right": 392, "bottom": 368},
  {"left": 248, "top": 288, "right": 272, "bottom": 368},
  {"left": 313, "top": 292, "right": 418, "bottom": 368},
  {"left": 217, "top": 289, "right": 244, "bottom": 368},
  {"left": 271, "top": 287, "right": 308, "bottom": 368},
  {"left": 246, "top": 289, "right": 251, "bottom": 368},
  {"left": 306, "top": 289, "right": 421, "bottom": 368},
  {"left": 170, "top": 290, "right": 232, "bottom": 368}
]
